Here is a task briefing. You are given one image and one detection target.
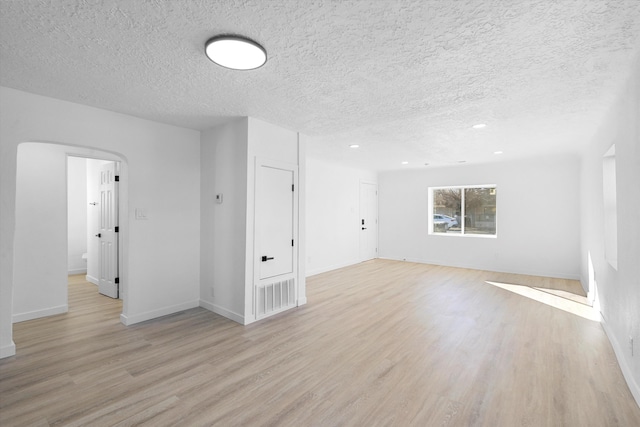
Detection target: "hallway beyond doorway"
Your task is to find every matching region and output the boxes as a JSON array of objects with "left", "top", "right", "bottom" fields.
[{"left": 67, "top": 274, "right": 122, "bottom": 316}]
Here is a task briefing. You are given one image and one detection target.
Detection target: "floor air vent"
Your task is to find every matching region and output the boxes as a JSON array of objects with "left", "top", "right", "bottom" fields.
[{"left": 256, "top": 278, "right": 296, "bottom": 318}]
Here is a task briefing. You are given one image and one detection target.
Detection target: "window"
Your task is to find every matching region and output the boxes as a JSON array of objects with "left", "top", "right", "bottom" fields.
[{"left": 429, "top": 185, "right": 497, "bottom": 236}]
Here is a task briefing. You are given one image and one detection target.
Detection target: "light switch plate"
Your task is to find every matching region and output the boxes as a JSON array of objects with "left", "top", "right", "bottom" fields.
[{"left": 135, "top": 208, "right": 148, "bottom": 220}]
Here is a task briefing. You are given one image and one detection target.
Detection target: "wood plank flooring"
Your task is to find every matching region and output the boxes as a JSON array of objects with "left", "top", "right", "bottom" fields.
[{"left": 1, "top": 260, "right": 639, "bottom": 426}]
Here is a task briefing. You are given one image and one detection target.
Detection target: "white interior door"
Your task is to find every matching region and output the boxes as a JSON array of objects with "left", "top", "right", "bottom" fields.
[
  {"left": 98, "top": 162, "right": 119, "bottom": 298},
  {"left": 359, "top": 182, "right": 378, "bottom": 261},
  {"left": 256, "top": 164, "right": 295, "bottom": 281}
]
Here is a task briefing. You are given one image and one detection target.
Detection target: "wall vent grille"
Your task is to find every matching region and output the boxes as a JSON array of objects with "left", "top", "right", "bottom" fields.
[{"left": 256, "top": 278, "right": 296, "bottom": 319}]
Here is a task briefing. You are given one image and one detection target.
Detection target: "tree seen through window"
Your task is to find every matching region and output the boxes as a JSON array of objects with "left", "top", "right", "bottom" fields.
[{"left": 431, "top": 186, "right": 496, "bottom": 235}]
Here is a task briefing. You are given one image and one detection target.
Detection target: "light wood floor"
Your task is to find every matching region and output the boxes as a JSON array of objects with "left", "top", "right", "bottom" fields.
[{"left": 1, "top": 260, "right": 639, "bottom": 426}]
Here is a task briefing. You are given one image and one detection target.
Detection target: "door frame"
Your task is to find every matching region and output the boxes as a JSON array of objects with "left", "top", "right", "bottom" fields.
[
  {"left": 66, "top": 153, "right": 125, "bottom": 303},
  {"left": 65, "top": 152, "right": 129, "bottom": 306},
  {"left": 359, "top": 180, "right": 378, "bottom": 262}
]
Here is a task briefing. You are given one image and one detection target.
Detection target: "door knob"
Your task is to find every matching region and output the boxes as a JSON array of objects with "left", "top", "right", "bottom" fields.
[
  {"left": 362, "top": 227, "right": 367, "bottom": 230},
  {"left": 95, "top": 233, "right": 102, "bottom": 238},
  {"left": 261, "top": 256, "right": 274, "bottom": 262}
]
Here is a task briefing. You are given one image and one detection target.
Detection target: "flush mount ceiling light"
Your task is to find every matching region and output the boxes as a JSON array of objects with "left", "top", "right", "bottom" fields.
[
  {"left": 205, "top": 35, "right": 267, "bottom": 70},
  {"left": 494, "top": 151, "right": 504, "bottom": 155},
  {"left": 401, "top": 161, "right": 409, "bottom": 165},
  {"left": 349, "top": 144, "right": 360, "bottom": 148},
  {"left": 472, "top": 123, "right": 487, "bottom": 129}
]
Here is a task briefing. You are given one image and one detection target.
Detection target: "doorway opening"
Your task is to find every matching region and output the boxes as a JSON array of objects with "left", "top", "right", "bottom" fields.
[
  {"left": 67, "top": 156, "right": 121, "bottom": 299},
  {"left": 12, "top": 142, "right": 127, "bottom": 327}
]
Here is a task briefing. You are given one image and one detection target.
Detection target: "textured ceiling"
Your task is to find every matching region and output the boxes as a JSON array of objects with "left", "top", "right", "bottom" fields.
[{"left": 1, "top": 0, "right": 639, "bottom": 171}]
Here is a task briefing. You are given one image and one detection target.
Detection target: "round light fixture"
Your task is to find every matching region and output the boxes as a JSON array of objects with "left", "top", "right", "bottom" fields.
[
  {"left": 349, "top": 144, "right": 360, "bottom": 148},
  {"left": 494, "top": 151, "right": 503, "bottom": 155},
  {"left": 205, "top": 35, "right": 267, "bottom": 70},
  {"left": 472, "top": 123, "right": 487, "bottom": 129},
  {"left": 401, "top": 161, "right": 409, "bottom": 165}
]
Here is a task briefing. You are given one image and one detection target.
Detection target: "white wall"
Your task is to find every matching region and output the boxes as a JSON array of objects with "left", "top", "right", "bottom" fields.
[
  {"left": 67, "top": 156, "right": 88, "bottom": 274},
  {"left": 1, "top": 87, "right": 201, "bottom": 358},
  {"left": 579, "top": 54, "right": 640, "bottom": 404},
  {"left": 245, "top": 118, "right": 302, "bottom": 317},
  {"left": 13, "top": 144, "right": 70, "bottom": 322},
  {"left": 305, "top": 157, "right": 377, "bottom": 276},
  {"left": 200, "top": 118, "right": 249, "bottom": 323},
  {"left": 199, "top": 117, "right": 304, "bottom": 324},
  {"left": 378, "top": 156, "right": 581, "bottom": 279}
]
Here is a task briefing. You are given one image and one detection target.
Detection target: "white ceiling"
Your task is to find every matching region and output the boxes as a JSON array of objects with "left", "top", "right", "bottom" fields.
[{"left": 1, "top": 0, "right": 639, "bottom": 171}]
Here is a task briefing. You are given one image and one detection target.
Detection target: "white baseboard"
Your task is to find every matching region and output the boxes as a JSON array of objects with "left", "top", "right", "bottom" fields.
[
  {"left": 580, "top": 275, "right": 589, "bottom": 297},
  {"left": 120, "top": 300, "right": 199, "bottom": 326},
  {"left": 199, "top": 299, "right": 244, "bottom": 324},
  {"left": 0, "top": 341, "right": 16, "bottom": 358},
  {"left": 600, "top": 315, "right": 640, "bottom": 408},
  {"left": 378, "top": 256, "right": 581, "bottom": 281},
  {"left": 68, "top": 268, "right": 87, "bottom": 275},
  {"left": 12, "top": 305, "right": 68, "bottom": 323},
  {"left": 306, "top": 259, "right": 361, "bottom": 277},
  {"left": 86, "top": 275, "right": 99, "bottom": 285}
]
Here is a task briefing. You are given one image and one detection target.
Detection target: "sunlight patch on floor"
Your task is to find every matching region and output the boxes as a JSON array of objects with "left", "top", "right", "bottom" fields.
[{"left": 485, "top": 281, "right": 600, "bottom": 321}]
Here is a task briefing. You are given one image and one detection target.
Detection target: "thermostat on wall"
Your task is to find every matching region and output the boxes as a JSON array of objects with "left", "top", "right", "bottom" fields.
[{"left": 215, "top": 194, "right": 223, "bottom": 204}]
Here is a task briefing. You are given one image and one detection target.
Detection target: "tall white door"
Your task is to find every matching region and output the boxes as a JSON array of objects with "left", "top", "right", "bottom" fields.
[
  {"left": 256, "top": 164, "right": 295, "bottom": 280},
  {"left": 359, "top": 182, "right": 378, "bottom": 261},
  {"left": 98, "top": 162, "right": 119, "bottom": 298}
]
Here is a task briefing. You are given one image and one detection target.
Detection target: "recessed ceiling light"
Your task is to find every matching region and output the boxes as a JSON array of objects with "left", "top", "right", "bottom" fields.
[
  {"left": 472, "top": 123, "right": 487, "bottom": 129},
  {"left": 494, "top": 151, "right": 503, "bottom": 155},
  {"left": 401, "top": 161, "right": 409, "bottom": 165},
  {"left": 205, "top": 35, "right": 267, "bottom": 70},
  {"left": 458, "top": 160, "right": 466, "bottom": 163},
  {"left": 349, "top": 144, "right": 360, "bottom": 148},
  {"left": 424, "top": 163, "right": 430, "bottom": 166}
]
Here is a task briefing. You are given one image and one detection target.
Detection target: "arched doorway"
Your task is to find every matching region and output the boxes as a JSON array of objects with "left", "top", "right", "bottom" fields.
[{"left": 12, "top": 142, "right": 128, "bottom": 332}]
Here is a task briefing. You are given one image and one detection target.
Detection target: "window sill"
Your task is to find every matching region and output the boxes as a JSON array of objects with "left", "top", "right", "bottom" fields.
[{"left": 429, "top": 232, "right": 497, "bottom": 239}]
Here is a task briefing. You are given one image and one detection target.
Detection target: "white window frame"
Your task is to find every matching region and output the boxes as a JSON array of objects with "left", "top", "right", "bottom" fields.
[{"left": 428, "top": 184, "right": 497, "bottom": 238}]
